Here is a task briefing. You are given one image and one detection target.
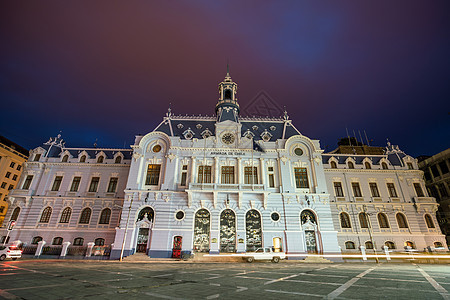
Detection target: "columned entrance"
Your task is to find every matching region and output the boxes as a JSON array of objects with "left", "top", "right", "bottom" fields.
[
  {"left": 193, "top": 209, "right": 210, "bottom": 252},
  {"left": 135, "top": 207, "right": 154, "bottom": 254},
  {"left": 246, "top": 209, "right": 262, "bottom": 252},
  {"left": 220, "top": 209, "right": 236, "bottom": 253}
]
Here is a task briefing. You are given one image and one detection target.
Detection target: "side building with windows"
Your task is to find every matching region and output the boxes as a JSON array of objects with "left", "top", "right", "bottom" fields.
[
  {"left": 323, "top": 140, "right": 447, "bottom": 252},
  {"left": 1, "top": 134, "right": 132, "bottom": 247},
  {"left": 111, "top": 70, "right": 340, "bottom": 258}
]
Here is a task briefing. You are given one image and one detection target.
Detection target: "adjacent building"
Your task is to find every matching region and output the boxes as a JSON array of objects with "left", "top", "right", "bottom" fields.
[
  {"left": 1, "top": 71, "right": 447, "bottom": 257},
  {"left": 0, "top": 136, "right": 29, "bottom": 226}
]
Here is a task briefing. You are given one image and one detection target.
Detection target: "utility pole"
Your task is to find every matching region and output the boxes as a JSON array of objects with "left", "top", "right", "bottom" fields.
[
  {"left": 363, "top": 205, "right": 379, "bottom": 263},
  {"left": 119, "top": 196, "right": 133, "bottom": 262}
]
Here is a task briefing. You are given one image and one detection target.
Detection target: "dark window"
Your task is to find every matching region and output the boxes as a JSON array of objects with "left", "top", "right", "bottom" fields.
[
  {"left": 62, "top": 155, "right": 69, "bottom": 162},
  {"left": 244, "top": 167, "right": 258, "bottom": 184},
  {"left": 73, "top": 237, "right": 84, "bottom": 246},
  {"left": 51, "top": 176, "right": 63, "bottom": 191},
  {"left": 330, "top": 161, "right": 337, "bottom": 168},
  {"left": 224, "top": 89, "right": 232, "bottom": 100},
  {"left": 12, "top": 174, "right": 17, "bottom": 181},
  {"left": 10, "top": 207, "right": 20, "bottom": 221},
  {"left": 386, "top": 183, "right": 398, "bottom": 198},
  {"left": 439, "top": 161, "right": 449, "bottom": 174},
  {"left": 97, "top": 156, "right": 104, "bottom": 163},
  {"left": 5, "top": 172, "right": 11, "bottom": 178},
  {"left": 16, "top": 165, "right": 21, "bottom": 171},
  {"left": 271, "top": 212, "right": 280, "bottom": 222},
  {"left": 145, "top": 164, "right": 161, "bottom": 185},
  {"left": 268, "top": 174, "right": 275, "bottom": 188},
  {"left": 175, "top": 210, "right": 185, "bottom": 220},
  {"left": 79, "top": 155, "right": 86, "bottom": 162},
  {"left": 352, "top": 182, "right": 362, "bottom": 197},
  {"left": 424, "top": 171, "right": 432, "bottom": 181},
  {"left": 0, "top": 206, "right": 4, "bottom": 213},
  {"left": 10, "top": 162, "right": 15, "bottom": 168},
  {"left": 34, "top": 154, "right": 41, "bottom": 161},
  {"left": 396, "top": 213, "right": 408, "bottom": 228},
  {"left": 413, "top": 183, "right": 424, "bottom": 197},
  {"left": 378, "top": 213, "right": 390, "bottom": 228},
  {"left": 359, "top": 213, "right": 369, "bottom": 228},
  {"left": 385, "top": 241, "right": 395, "bottom": 249},
  {"left": 88, "top": 177, "right": 100, "bottom": 192},
  {"left": 70, "top": 177, "right": 81, "bottom": 192},
  {"left": 8, "top": 184, "right": 14, "bottom": 190},
  {"left": 365, "top": 162, "right": 371, "bottom": 169},
  {"left": 340, "top": 212, "right": 351, "bottom": 228},
  {"left": 107, "top": 177, "right": 118, "bottom": 193},
  {"left": 348, "top": 161, "right": 354, "bottom": 169},
  {"left": 438, "top": 183, "right": 448, "bottom": 197},
  {"left": 39, "top": 207, "right": 52, "bottom": 223},
  {"left": 430, "top": 165, "right": 440, "bottom": 177},
  {"left": 345, "top": 241, "right": 355, "bottom": 249},
  {"left": 365, "top": 241, "right": 374, "bottom": 249},
  {"left": 99, "top": 208, "right": 111, "bottom": 224},
  {"left": 1, "top": 182, "right": 5, "bottom": 189},
  {"left": 95, "top": 238, "right": 105, "bottom": 246},
  {"left": 434, "top": 242, "right": 443, "bottom": 248},
  {"left": 221, "top": 166, "right": 235, "bottom": 184},
  {"left": 294, "top": 168, "right": 309, "bottom": 188},
  {"left": 79, "top": 208, "right": 92, "bottom": 224},
  {"left": 59, "top": 207, "right": 72, "bottom": 223},
  {"left": 52, "top": 237, "right": 63, "bottom": 245},
  {"left": 115, "top": 156, "right": 122, "bottom": 164},
  {"left": 369, "top": 183, "right": 380, "bottom": 197},
  {"left": 381, "top": 162, "right": 388, "bottom": 170},
  {"left": 425, "top": 214, "right": 435, "bottom": 228},
  {"left": 407, "top": 162, "right": 413, "bottom": 170},
  {"left": 429, "top": 186, "right": 439, "bottom": 200},
  {"left": 180, "top": 172, "right": 187, "bottom": 186},
  {"left": 198, "top": 166, "right": 212, "bottom": 183},
  {"left": 334, "top": 182, "right": 344, "bottom": 197},
  {"left": 31, "top": 236, "right": 42, "bottom": 244}
]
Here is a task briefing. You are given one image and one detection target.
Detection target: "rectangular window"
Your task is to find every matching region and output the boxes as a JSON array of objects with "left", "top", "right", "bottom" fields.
[
  {"left": 352, "top": 182, "right": 362, "bottom": 197},
  {"left": 334, "top": 182, "right": 344, "bottom": 197},
  {"left": 294, "top": 168, "right": 309, "bottom": 188},
  {"left": 70, "top": 177, "right": 81, "bottom": 192},
  {"left": 107, "top": 177, "right": 118, "bottom": 193},
  {"left": 34, "top": 154, "right": 41, "bottom": 161},
  {"left": 221, "top": 166, "right": 235, "bottom": 184},
  {"left": 407, "top": 162, "right": 414, "bottom": 170},
  {"left": 0, "top": 206, "right": 4, "bottom": 213},
  {"left": 12, "top": 174, "right": 17, "bottom": 181},
  {"left": 438, "top": 183, "right": 448, "bottom": 197},
  {"left": 268, "top": 174, "right": 275, "bottom": 188},
  {"left": 430, "top": 165, "right": 440, "bottom": 177},
  {"left": 439, "top": 161, "right": 449, "bottom": 174},
  {"left": 413, "top": 183, "right": 424, "bottom": 197},
  {"left": 51, "top": 176, "right": 63, "bottom": 191},
  {"left": 198, "top": 166, "right": 212, "bottom": 183},
  {"left": 9, "top": 162, "right": 15, "bottom": 168},
  {"left": 145, "top": 164, "right": 161, "bottom": 185},
  {"left": 88, "top": 177, "right": 100, "bottom": 192},
  {"left": 16, "top": 165, "right": 21, "bottom": 171},
  {"left": 5, "top": 172, "right": 11, "bottom": 179},
  {"left": 0, "top": 182, "right": 6, "bottom": 189},
  {"left": 387, "top": 183, "right": 398, "bottom": 198},
  {"left": 22, "top": 175, "right": 33, "bottom": 189},
  {"left": 180, "top": 165, "right": 188, "bottom": 186},
  {"left": 369, "top": 183, "right": 380, "bottom": 197},
  {"left": 244, "top": 167, "right": 258, "bottom": 184},
  {"left": 8, "top": 184, "right": 14, "bottom": 190}
]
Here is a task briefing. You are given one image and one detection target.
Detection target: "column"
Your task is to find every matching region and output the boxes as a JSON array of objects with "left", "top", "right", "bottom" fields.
[
  {"left": 35, "top": 240, "right": 46, "bottom": 258},
  {"left": 214, "top": 157, "right": 219, "bottom": 184},
  {"left": 260, "top": 158, "right": 265, "bottom": 187},
  {"left": 237, "top": 158, "right": 242, "bottom": 185},
  {"left": 60, "top": 242, "right": 71, "bottom": 257},
  {"left": 190, "top": 157, "right": 197, "bottom": 184}
]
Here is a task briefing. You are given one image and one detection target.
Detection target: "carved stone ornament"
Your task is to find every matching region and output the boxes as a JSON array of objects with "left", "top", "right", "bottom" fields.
[
  {"left": 167, "top": 153, "right": 176, "bottom": 162},
  {"left": 280, "top": 156, "right": 288, "bottom": 165},
  {"left": 133, "top": 152, "right": 142, "bottom": 161}
]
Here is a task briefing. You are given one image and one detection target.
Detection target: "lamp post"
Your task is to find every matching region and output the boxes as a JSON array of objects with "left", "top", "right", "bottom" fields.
[{"left": 119, "top": 195, "right": 133, "bottom": 262}]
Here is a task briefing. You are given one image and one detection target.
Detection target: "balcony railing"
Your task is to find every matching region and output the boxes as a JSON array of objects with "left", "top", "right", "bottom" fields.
[
  {"left": 188, "top": 183, "right": 265, "bottom": 191},
  {"left": 414, "top": 196, "right": 436, "bottom": 203}
]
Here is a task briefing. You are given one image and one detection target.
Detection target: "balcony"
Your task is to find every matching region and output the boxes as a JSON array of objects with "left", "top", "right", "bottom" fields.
[
  {"left": 9, "top": 189, "right": 33, "bottom": 197},
  {"left": 188, "top": 183, "right": 265, "bottom": 192},
  {"left": 414, "top": 196, "right": 436, "bottom": 203}
]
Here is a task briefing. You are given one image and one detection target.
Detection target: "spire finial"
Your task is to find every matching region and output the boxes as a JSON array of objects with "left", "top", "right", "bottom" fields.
[{"left": 226, "top": 59, "right": 230, "bottom": 77}]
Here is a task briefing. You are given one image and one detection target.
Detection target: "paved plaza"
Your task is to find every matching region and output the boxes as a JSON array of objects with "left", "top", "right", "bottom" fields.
[{"left": 0, "top": 260, "right": 449, "bottom": 299}]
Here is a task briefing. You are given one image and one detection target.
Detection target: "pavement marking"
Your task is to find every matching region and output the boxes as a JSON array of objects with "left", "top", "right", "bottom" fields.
[
  {"left": 206, "top": 294, "right": 220, "bottom": 299},
  {"left": 236, "top": 286, "right": 248, "bottom": 292},
  {"left": 205, "top": 273, "right": 222, "bottom": 280},
  {"left": 0, "top": 289, "right": 20, "bottom": 300},
  {"left": 264, "top": 274, "right": 300, "bottom": 285},
  {"left": 209, "top": 283, "right": 221, "bottom": 286},
  {"left": 416, "top": 265, "right": 450, "bottom": 300},
  {"left": 5, "top": 284, "right": 69, "bottom": 291},
  {"left": 144, "top": 291, "right": 181, "bottom": 299},
  {"left": 151, "top": 273, "right": 174, "bottom": 277},
  {"left": 326, "top": 265, "right": 378, "bottom": 299},
  {"left": 265, "top": 289, "right": 323, "bottom": 298}
]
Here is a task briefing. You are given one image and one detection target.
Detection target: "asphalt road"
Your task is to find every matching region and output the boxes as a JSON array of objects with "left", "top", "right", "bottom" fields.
[{"left": 0, "top": 260, "right": 449, "bottom": 299}]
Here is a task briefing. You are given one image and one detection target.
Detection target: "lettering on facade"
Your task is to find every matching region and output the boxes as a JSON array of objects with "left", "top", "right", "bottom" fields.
[{"left": 210, "top": 151, "right": 246, "bottom": 156}]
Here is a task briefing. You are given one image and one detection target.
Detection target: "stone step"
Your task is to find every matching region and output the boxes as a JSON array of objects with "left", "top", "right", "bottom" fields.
[
  {"left": 122, "top": 253, "right": 153, "bottom": 261},
  {"left": 303, "top": 256, "right": 334, "bottom": 263}
]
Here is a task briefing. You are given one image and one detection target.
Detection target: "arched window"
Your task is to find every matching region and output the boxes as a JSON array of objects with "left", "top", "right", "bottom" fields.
[
  {"left": 79, "top": 208, "right": 92, "bottom": 224},
  {"left": 381, "top": 162, "right": 388, "bottom": 170},
  {"left": 95, "top": 238, "right": 105, "bottom": 246},
  {"left": 39, "top": 207, "right": 52, "bottom": 223},
  {"left": 80, "top": 155, "right": 86, "bottom": 162},
  {"left": 52, "top": 237, "right": 63, "bottom": 245},
  {"left": 434, "top": 242, "right": 443, "bottom": 248},
  {"left": 97, "top": 156, "right": 104, "bottom": 163},
  {"left": 220, "top": 209, "right": 236, "bottom": 253},
  {"left": 330, "top": 161, "right": 337, "bottom": 169},
  {"left": 73, "top": 237, "right": 84, "bottom": 246},
  {"left": 364, "top": 162, "right": 371, "bottom": 169},
  {"left": 365, "top": 241, "right": 374, "bottom": 249},
  {"left": 59, "top": 207, "right": 72, "bottom": 223},
  {"left": 246, "top": 210, "right": 262, "bottom": 252},
  {"left": 62, "top": 155, "right": 69, "bottom": 162},
  {"left": 377, "top": 213, "right": 390, "bottom": 228},
  {"left": 10, "top": 207, "right": 20, "bottom": 221},
  {"left": 31, "top": 236, "right": 43, "bottom": 244},
  {"left": 115, "top": 156, "right": 122, "bottom": 164},
  {"left": 137, "top": 207, "right": 154, "bottom": 222},
  {"left": 396, "top": 213, "right": 408, "bottom": 228},
  {"left": 193, "top": 209, "right": 210, "bottom": 252},
  {"left": 359, "top": 212, "right": 369, "bottom": 228},
  {"left": 224, "top": 89, "right": 232, "bottom": 100},
  {"left": 424, "top": 214, "right": 435, "bottom": 228},
  {"left": 405, "top": 241, "right": 415, "bottom": 249},
  {"left": 99, "top": 208, "right": 111, "bottom": 224},
  {"left": 345, "top": 241, "right": 355, "bottom": 249},
  {"left": 348, "top": 161, "right": 354, "bottom": 169},
  {"left": 385, "top": 241, "right": 395, "bottom": 249},
  {"left": 340, "top": 212, "right": 351, "bottom": 228}
]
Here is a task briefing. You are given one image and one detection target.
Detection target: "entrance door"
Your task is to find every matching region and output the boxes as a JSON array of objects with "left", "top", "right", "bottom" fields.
[
  {"left": 305, "top": 230, "right": 317, "bottom": 253},
  {"left": 193, "top": 209, "right": 210, "bottom": 252},
  {"left": 220, "top": 209, "right": 236, "bottom": 253},
  {"left": 172, "top": 236, "right": 182, "bottom": 258},
  {"left": 136, "top": 228, "right": 149, "bottom": 253}
]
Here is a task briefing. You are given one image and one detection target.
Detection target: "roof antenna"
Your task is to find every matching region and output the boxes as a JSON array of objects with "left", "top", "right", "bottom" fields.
[
  {"left": 358, "top": 130, "right": 364, "bottom": 145},
  {"left": 364, "top": 130, "right": 370, "bottom": 146},
  {"left": 346, "top": 127, "right": 352, "bottom": 147},
  {"left": 94, "top": 138, "right": 98, "bottom": 148},
  {"left": 226, "top": 59, "right": 230, "bottom": 76}
]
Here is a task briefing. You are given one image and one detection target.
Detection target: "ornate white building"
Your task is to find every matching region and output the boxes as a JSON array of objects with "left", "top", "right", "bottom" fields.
[{"left": 1, "top": 71, "right": 446, "bottom": 259}]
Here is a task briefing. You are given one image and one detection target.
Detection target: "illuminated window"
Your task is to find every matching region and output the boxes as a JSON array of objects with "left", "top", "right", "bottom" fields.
[
  {"left": 364, "top": 162, "right": 371, "bottom": 169},
  {"left": 294, "top": 168, "right": 309, "bottom": 188},
  {"left": 145, "top": 164, "right": 161, "bottom": 185}
]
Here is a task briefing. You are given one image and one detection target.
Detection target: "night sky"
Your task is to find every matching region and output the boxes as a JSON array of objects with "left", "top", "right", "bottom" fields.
[{"left": 1, "top": 1, "right": 449, "bottom": 157}]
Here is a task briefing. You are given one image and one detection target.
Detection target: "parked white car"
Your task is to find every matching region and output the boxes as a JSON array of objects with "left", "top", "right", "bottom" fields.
[
  {"left": 242, "top": 247, "right": 286, "bottom": 263},
  {"left": 0, "top": 245, "right": 22, "bottom": 261}
]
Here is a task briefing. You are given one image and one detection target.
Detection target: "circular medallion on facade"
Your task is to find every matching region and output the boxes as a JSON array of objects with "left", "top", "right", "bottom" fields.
[
  {"left": 271, "top": 212, "right": 280, "bottom": 222},
  {"left": 175, "top": 210, "right": 185, "bottom": 221},
  {"left": 222, "top": 133, "right": 235, "bottom": 145},
  {"left": 294, "top": 147, "right": 303, "bottom": 156},
  {"left": 153, "top": 145, "right": 162, "bottom": 153}
]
